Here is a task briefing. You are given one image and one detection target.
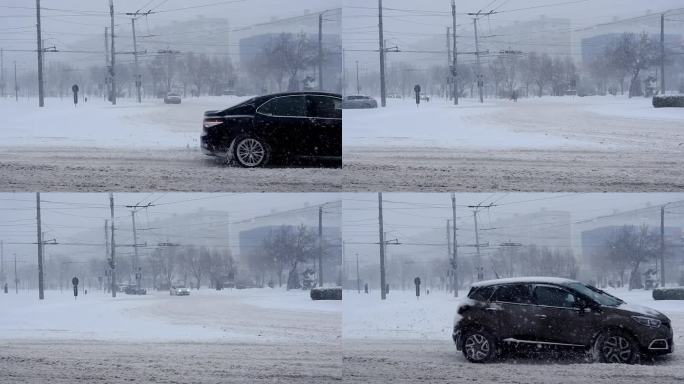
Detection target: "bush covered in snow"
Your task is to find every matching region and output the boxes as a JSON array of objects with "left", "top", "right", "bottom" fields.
[
  {"left": 653, "top": 95, "right": 684, "bottom": 108},
  {"left": 310, "top": 287, "right": 342, "bottom": 301},
  {"left": 653, "top": 287, "right": 684, "bottom": 300}
]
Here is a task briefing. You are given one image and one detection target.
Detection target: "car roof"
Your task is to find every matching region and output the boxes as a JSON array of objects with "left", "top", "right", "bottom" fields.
[{"left": 471, "top": 276, "right": 578, "bottom": 288}]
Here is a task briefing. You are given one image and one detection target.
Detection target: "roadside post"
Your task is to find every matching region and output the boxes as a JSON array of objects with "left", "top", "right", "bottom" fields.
[
  {"left": 71, "top": 84, "right": 79, "bottom": 106},
  {"left": 414, "top": 276, "right": 421, "bottom": 299},
  {"left": 414, "top": 84, "right": 421, "bottom": 107},
  {"left": 72, "top": 276, "right": 79, "bottom": 299}
]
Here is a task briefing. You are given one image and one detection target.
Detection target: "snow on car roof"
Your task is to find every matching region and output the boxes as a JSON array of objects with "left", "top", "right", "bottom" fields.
[{"left": 471, "top": 276, "right": 578, "bottom": 288}]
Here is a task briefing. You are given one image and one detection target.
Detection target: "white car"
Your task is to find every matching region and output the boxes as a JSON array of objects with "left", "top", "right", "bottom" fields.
[{"left": 170, "top": 286, "right": 190, "bottom": 296}]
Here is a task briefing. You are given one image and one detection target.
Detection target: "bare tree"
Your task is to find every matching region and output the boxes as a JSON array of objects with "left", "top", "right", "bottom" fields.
[
  {"left": 606, "top": 225, "right": 660, "bottom": 290},
  {"left": 604, "top": 33, "right": 660, "bottom": 98}
]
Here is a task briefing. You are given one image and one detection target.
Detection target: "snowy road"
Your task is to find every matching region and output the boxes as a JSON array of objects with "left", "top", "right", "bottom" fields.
[
  {"left": 0, "top": 289, "right": 342, "bottom": 383},
  {"left": 343, "top": 339, "right": 683, "bottom": 384},
  {"left": 0, "top": 146, "right": 341, "bottom": 192},
  {"left": 0, "top": 97, "right": 340, "bottom": 192},
  {"left": 343, "top": 97, "right": 684, "bottom": 192}
]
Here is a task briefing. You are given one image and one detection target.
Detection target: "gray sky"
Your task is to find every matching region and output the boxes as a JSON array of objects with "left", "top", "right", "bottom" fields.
[
  {"left": 343, "top": 0, "right": 684, "bottom": 70},
  {"left": 0, "top": 0, "right": 342, "bottom": 67}
]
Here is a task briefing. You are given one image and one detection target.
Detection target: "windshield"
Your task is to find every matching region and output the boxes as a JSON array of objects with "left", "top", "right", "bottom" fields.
[{"left": 566, "top": 282, "right": 624, "bottom": 307}]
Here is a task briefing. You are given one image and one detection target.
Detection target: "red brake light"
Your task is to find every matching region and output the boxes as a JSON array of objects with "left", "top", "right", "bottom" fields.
[{"left": 203, "top": 118, "right": 223, "bottom": 128}]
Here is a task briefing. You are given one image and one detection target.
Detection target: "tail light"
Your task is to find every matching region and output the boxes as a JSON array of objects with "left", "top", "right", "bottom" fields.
[{"left": 203, "top": 118, "right": 223, "bottom": 129}]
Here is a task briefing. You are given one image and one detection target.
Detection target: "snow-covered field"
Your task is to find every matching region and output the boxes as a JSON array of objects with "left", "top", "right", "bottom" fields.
[
  {"left": 0, "top": 97, "right": 341, "bottom": 192},
  {"left": 342, "top": 288, "right": 684, "bottom": 383},
  {"left": 343, "top": 96, "right": 684, "bottom": 192},
  {"left": 0, "top": 288, "right": 342, "bottom": 383}
]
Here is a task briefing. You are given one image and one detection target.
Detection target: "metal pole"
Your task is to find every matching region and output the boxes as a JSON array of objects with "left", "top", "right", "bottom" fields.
[
  {"left": 318, "top": 206, "right": 324, "bottom": 287},
  {"left": 446, "top": 219, "right": 452, "bottom": 292},
  {"left": 132, "top": 18, "right": 141, "bottom": 103},
  {"left": 474, "top": 210, "right": 482, "bottom": 281},
  {"left": 14, "top": 254, "right": 18, "bottom": 294},
  {"left": 131, "top": 211, "right": 139, "bottom": 275},
  {"left": 318, "top": 13, "right": 324, "bottom": 91},
  {"left": 104, "top": 27, "right": 110, "bottom": 101},
  {"left": 13, "top": 61, "right": 17, "bottom": 102},
  {"left": 661, "top": 206, "right": 665, "bottom": 287},
  {"left": 378, "top": 192, "right": 386, "bottom": 300},
  {"left": 378, "top": 0, "right": 386, "bottom": 107},
  {"left": 660, "top": 13, "right": 666, "bottom": 95},
  {"left": 109, "top": 193, "right": 116, "bottom": 297},
  {"left": 36, "top": 0, "right": 44, "bottom": 107},
  {"left": 473, "top": 18, "right": 483, "bottom": 103},
  {"left": 356, "top": 61, "right": 360, "bottom": 94},
  {"left": 451, "top": 0, "right": 458, "bottom": 105},
  {"left": 447, "top": 27, "right": 451, "bottom": 100},
  {"left": 356, "top": 253, "right": 360, "bottom": 294},
  {"left": 36, "top": 192, "right": 44, "bottom": 300},
  {"left": 109, "top": 0, "right": 116, "bottom": 105},
  {"left": 451, "top": 193, "right": 458, "bottom": 296}
]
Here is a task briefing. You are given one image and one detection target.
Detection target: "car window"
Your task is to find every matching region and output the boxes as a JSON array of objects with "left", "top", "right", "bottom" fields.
[
  {"left": 257, "top": 96, "right": 307, "bottom": 117},
  {"left": 491, "top": 284, "right": 532, "bottom": 304},
  {"left": 307, "top": 96, "right": 342, "bottom": 119},
  {"left": 468, "top": 285, "right": 495, "bottom": 302},
  {"left": 533, "top": 285, "right": 576, "bottom": 308}
]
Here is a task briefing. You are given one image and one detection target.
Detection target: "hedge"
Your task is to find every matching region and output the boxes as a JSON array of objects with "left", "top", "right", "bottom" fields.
[
  {"left": 653, "top": 95, "right": 684, "bottom": 108},
  {"left": 652, "top": 287, "right": 684, "bottom": 300},
  {"left": 310, "top": 287, "right": 342, "bottom": 300}
]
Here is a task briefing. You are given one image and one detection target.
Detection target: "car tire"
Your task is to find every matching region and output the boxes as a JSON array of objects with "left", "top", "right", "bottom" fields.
[
  {"left": 461, "top": 329, "right": 497, "bottom": 363},
  {"left": 233, "top": 136, "right": 270, "bottom": 168},
  {"left": 593, "top": 329, "right": 641, "bottom": 364}
]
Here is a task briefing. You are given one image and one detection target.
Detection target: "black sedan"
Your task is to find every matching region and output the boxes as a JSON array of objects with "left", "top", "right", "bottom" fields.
[{"left": 201, "top": 91, "right": 342, "bottom": 167}]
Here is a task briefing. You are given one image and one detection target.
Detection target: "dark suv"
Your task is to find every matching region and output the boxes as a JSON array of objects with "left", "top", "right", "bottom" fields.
[
  {"left": 453, "top": 277, "right": 674, "bottom": 364},
  {"left": 200, "top": 91, "right": 341, "bottom": 167}
]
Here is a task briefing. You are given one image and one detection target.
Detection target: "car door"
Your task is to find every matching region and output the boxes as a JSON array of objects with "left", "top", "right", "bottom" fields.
[
  {"left": 254, "top": 95, "right": 309, "bottom": 158},
  {"left": 306, "top": 95, "right": 342, "bottom": 158},
  {"left": 531, "top": 284, "right": 597, "bottom": 346},
  {"left": 489, "top": 283, "right": 542, "bottom": 341}
]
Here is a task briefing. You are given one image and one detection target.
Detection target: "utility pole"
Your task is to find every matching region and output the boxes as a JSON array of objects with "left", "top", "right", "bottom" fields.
[
  {"left": 660, "top": 13, "right": 666, "bottom": 95},
  {"left": 473, "top": 18, "right": 483, "bottom": 103},
  {"left": 660, "top": 206, "right": 665, "bottom": 287},
  {"left": 318, "top": 12, "right": 324, "bottom": 91},
  {"left": 446, "top": 27, "right": 451, "bottom": 101},
  {"left": 131, "top": 211, "right": 139, "bottom": 274},
  {"left": 14, "top": 254, "right": 18, "bottom": 294},
  {"left": 104, "top": 27, "right": 110, "bottom": 101},
  {"left": 132, "top": 18, "right": 141, "bottom": 103},
  {"left": 356, "top": 253, "right": 360, "bottom": 294},
  {"left": 451, "top": 0, "right": 458, "bottom": 105},
  {"left": 473, "top": 210, "right": 482, "bottom": 281},
  {"left": 378, "top": 0, "right": 386, "bottom": 107},
  {"left": 446, "top": 219, "right": 452, "bottom": 292},
  {"left": 36, "top": 0, "right": 44, "bottom": 107},
  {"left": 355, "top": 61, "right": 360, "bottom": 94},
  {"left": 109, "top": 0, "right": 116, "bottom": 105},
  {"left": 0, "top": 240, "right": 4, "bottom": 284},
  {"left": 378, "top": 192, "right": 386, "bottom": 300},
  {"left": 318, "top": 206, "right": 324, "bottom": 287},
  {"left": 0, "top": 48, "right": 4, "bottom": 98},
  {"left": 451, "top": 193, "right": 458, "bottom": 296},
  {"left": 13, "top": 61, "right": 17, "bottom": 102},
  {"left": 109, "top": 193, "right": 116, "bottom": 297},
  {"left": 36, "top": 192, "right": 44, "bottom": 300}
]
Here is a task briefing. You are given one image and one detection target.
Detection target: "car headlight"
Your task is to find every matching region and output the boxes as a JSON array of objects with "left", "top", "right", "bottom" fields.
[{"left": 631, "top": 315, "right": 661, "bottom": 328}]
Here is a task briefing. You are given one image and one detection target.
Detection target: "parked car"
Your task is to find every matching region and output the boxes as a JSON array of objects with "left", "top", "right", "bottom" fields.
[
  {"left": 453, "top": 277, "right": 674, "bottom": 364},
  {"left": 342, "top": 95, "right": 378, "bottom": 109},
  {"left": 170, "top": 286, "right": 190, "bottom": 296},
  {"left": 124, "top": 285, "right": 147, "bottom": 295},
  {"left": 164, "top": 93, "right": 181, "bottom": 104},
  {"left": 201, "top": 91, "right": 342, "bottom": 167}
]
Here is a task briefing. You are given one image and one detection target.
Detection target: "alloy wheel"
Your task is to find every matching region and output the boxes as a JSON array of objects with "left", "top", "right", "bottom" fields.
[
  {"left": 464, "top": 333, "right": 491, "bottom": 362},
  {"left": 236, "top": 138, "right": 265, "bottom": 167},
  {"left": 602, "top": 335, "right": 633, "bottom": 363}
]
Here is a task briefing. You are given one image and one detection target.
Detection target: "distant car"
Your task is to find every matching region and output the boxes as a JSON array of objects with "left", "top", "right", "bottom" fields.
[
  {"left": 453, "top": 277, "right": 674, "bottom": 364},
  {"left": 342, "top": 95, "right": 378, "bottom": 109},
  {"left": 164, "top": 93, "right": 181, "bottom": 104},
  {"left": 124, "top": 286, "right": 147, "bottom": 295},
  {"left": 201, "top": 91, "right": 342, "bottom": 167},
  {"left": 170, "top": 286, "right": 190, "bottom": 296}
]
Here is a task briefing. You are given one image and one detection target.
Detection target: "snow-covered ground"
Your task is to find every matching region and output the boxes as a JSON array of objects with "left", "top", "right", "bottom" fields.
[
  {"left": 0, "top": 96, "right": 248, "bottom": 149},
  {"left": 0, "top": 287, "right": 340, "bottom": 342},
  {"left": 343, "top": 95, "right": 684, "bottom": 192},
  {"left": 342, "top": 287, "right": 684, "bottom": 383},
  {"left": 0, "top": 288, "right": 342, "bottom": 383}
]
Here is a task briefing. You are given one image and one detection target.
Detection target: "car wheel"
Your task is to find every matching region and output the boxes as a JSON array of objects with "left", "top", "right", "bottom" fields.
[
  {"left": 233, "top": 137, "right": 270, "bottom": 168},
  {"left": 462, "top": 329, "right": 497, "bottom": 363},
  {"left": 594, "top": 330, "right": 640, "bottom": 364}
]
